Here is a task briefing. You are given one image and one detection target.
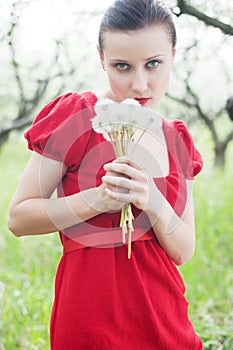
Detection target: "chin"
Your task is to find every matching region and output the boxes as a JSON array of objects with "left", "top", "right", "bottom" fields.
[{"left": 146, "top": 100, "right": 156, "bottom": 108}]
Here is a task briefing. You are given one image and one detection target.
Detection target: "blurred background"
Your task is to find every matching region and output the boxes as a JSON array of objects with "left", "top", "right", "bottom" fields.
[{"left": 0, "top": 0, "right": 233, "bottom": 349}]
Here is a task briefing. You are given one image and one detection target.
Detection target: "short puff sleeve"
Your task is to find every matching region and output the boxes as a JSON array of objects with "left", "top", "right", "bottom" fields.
[
  {"left": 24, "top": 92, "right": 98, "bottom": 168},
  {"left": 173, "top": 120, "right": 203, "bottom": 179},
  {"left": 154, "top": 119, "right": 203, "bottom": 217}
]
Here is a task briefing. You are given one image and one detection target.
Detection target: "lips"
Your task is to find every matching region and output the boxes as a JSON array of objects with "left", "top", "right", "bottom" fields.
[{"left": 134, "top": 97, "right": 151, "bottom": 105}]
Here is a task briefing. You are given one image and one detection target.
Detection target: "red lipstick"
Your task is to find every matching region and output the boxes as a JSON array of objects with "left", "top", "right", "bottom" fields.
[{"left": 134, "top": 97, "right": 150, "bottom": 105}]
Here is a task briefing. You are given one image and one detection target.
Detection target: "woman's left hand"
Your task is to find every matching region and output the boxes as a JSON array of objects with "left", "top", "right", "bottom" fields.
[
  {"left": 102, "top": 157, "right": 150, "bottom": 211},
  {"left": 102, "top": 157, "right": 196, "bottom": 265}
]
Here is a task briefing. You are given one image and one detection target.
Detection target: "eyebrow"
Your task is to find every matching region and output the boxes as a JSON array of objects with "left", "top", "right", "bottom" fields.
[
  {"left": 146, "top": 55, "right": 165, "bottom": 61},
  {"left": 109, "top": 54, "right": 165, "bottom": 62},
  {"left": 109, "top": 59, "right": 128, "bottom": 62}
]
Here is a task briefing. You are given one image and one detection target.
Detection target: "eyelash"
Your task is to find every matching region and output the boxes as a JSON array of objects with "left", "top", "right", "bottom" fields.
[
  {"left": 147, "top": 60, "right": 161, "bottom": 68},
  {"left": 115, "top": 59, "right": 161, "bottom": 72}
]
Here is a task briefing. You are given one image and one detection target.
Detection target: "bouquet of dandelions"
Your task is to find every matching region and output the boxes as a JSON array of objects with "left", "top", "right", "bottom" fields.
[{"left": 92, "top": 98, "right": 157, "bottom": 259}]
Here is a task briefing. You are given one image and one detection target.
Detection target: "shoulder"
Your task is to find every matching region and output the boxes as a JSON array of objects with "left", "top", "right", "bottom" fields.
[
  {"left": 25, "top": 91, "right": 98, "bottom": 139},
  {"left": 24, "top": 91, "right": 98, "bottom": 163},
  {"left": 162, "top": 118, "right": 196, "bottom": 151},
  {"left": 32, "top": 91, "right": 98, "bottom": 124},
  {"left": 162, "top": 118, "right": 190, "bottom": 137},
  {"left": 162, "top": 118, "right": 203, "bottom": 178}
]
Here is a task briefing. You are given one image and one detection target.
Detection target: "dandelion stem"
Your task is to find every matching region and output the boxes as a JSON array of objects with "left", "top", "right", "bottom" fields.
[
  {"left": 128, "top": 228, "right": 132, "bottom": 259},
  {"left": 129, "top": 128, "right": 147, "bottom": 155}
]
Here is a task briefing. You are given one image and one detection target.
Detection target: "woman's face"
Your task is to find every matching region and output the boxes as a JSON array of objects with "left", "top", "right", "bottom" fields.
[{"left": 99, "top": 25, "right": 176, "bottom": 108}]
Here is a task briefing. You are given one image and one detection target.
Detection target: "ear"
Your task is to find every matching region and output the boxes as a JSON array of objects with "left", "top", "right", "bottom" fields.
[{"left": 97, "top": 46, "right": 106, "bottom": 71}]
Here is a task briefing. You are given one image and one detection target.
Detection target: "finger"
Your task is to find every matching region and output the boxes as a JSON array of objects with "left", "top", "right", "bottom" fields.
[
  {"left": 104, "top": 162, "right": 144, "bottom": 181},
  {"left": 114, "top": 157, "right": 142, "bottom": 170},
  {"left": 102, "top": 175, "right": 134, "bottom": 191},
  {"left": 104, "top": 158, "right": 142, "bottom": 172},
  {"left": 104, "top": 169, "right": 130, "bottom": 180},
  {"left": 104, "top": 187, "right": 135, "bottom": 203}
]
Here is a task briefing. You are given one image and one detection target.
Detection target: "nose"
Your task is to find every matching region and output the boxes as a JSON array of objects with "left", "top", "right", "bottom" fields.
[{"left": 131, "top": 69, "right": 148, "bottom": 94}]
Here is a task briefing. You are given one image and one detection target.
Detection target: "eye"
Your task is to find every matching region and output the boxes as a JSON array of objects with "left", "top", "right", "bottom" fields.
[
  {"left": 115, "top": 63, "right": 130, "bottom": 71},
  {"left": 147, "top": 60, "right": 160, "bottom": 69}
]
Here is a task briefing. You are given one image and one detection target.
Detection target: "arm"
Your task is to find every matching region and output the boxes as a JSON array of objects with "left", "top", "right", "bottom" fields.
[
  {"left": 102, "top": 158, "right": 196, "bottom": 266},
  {"left": 8, "top": 152, "right": 127, "bottom": 237},
  {"left": 144, "top": 180, "right": 196, "bottom": 266}
]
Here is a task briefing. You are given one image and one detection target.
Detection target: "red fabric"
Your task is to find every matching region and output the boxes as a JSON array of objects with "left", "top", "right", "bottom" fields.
[
  {"left": 24, "top": 92, "right": 203, "bottom": 350},
  {"left": 63, "top": 229, "right": 154, "bottom": 254}
]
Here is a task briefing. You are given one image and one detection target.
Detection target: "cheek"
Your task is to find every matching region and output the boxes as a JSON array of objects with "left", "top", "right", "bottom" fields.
[
  {"left": 152, "top": 69, "right": 171, "bottom": 90},
  {"left": 150, "top": 71, "right": 171, "bottom": 105},
  {"left": 109, "top": 73, "right": 128, "bottom": 91}
]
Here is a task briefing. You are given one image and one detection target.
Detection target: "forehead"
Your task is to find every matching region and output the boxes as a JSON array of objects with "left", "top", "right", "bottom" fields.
[{"left": 102, "top": 25, "right": 172, "bottom": 58}]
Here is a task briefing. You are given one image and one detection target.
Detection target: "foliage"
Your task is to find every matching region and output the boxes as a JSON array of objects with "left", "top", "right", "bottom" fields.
[
  {"left": 165, "top": 0, "right": 233, "bottom": 168},
  {"left": 0, "top": 0, "right": 103, "bottom": 147},
  {"left": 0, "top": 135, "right": 233, "bottom": 349},
  {"left": 180, "top": 168, "right": 233, "bottom": 349},
  {"left": 1, "top": 0, "right": 233, "bottom": 167}
]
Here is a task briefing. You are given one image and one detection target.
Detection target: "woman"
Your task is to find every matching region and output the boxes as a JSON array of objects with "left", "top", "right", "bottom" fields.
[{"left": 8, "top": 0, "right": 203, "bottom": 349}]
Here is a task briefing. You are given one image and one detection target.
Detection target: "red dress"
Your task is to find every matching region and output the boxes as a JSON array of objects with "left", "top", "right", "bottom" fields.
[{"left": 25, "top": 92, "right": 203, "bottom": 350}]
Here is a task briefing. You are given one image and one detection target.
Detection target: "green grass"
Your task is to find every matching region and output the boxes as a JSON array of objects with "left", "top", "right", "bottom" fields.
[
  {"left": 181, "top": 169, "right": 233, "bottom": 349},
  {"left": 0, "top": 134, "right": 233, "bottom": 349},
  {"left": 0, "top": 135, "right": 62, "bottom": 350}
]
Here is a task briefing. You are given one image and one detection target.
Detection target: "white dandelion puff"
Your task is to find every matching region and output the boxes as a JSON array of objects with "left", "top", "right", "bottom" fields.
[{"left": 92, "top": 98, "right": 160, "bottom": 259}]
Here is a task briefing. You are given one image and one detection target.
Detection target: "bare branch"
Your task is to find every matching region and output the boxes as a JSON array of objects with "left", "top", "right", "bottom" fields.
[
  {"left": 0, "top": 116, "right": 31, "bottom": 148},
  {"left": 225, "top": 130, "right": 233, "bottom": 145},
  {"left": 167, "top": 83, "right": 219, "bottom": 145},
  {"left": 7, "top": 22, "right": 25, "bottom": 103},
  {"left": 226, "top": 97, "right": 233, "bottom": 121},
  {"left": 174, "top": 0, "right": 233, "bottom": 36}
]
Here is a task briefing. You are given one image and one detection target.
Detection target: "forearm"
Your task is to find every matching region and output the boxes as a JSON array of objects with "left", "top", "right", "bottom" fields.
[
  {"left": 101, "top": 159, "right": 196, "bottom": 265},
  {"left": 145, "top": 188, "right": 196, "bottom": 266},
  {"left": 8, "top": 188, "right": 102, "bottom": 237}
]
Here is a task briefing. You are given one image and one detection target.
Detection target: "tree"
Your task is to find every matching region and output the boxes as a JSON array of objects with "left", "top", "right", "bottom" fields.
[
  {"left": 1, "top": 0, "right": 233, "bottom": 169},
  {"left": 167, "top": 0, "right": 233, "bottom": 168},
  {"left": 0, "top": 1, "right": 78, "bottom": 148},
  {"left": 0, "top": 0, "right": 96, "bottom": 149},
  {"left": 174, "top": 0, "right": 233, "bottom": 35}
]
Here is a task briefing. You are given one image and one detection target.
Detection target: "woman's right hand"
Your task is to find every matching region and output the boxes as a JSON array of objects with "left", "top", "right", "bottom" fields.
[
  {"left": 8, "top": 152, "right": 130, "bottom": 237},
  {"left": 94, "top": 165, "right": 130, "bottom": 213}
]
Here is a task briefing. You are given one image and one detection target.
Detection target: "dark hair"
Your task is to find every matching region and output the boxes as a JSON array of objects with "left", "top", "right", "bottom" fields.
[{"left": 98, "top": 0, "right": 177, "bottom": 52}]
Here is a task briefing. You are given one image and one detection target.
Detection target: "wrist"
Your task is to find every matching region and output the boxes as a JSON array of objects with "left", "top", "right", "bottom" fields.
[{"left": 79, "top": 187, "right": 106, "bottom": 215}]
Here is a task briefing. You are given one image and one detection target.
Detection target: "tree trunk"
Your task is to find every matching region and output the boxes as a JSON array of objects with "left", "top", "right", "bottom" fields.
[
  {"left": 0, "top": 116, "right": 31, "bottom": 151},
  {"left": 214, "top": 143, "right": 226, "bottom": 169}
]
